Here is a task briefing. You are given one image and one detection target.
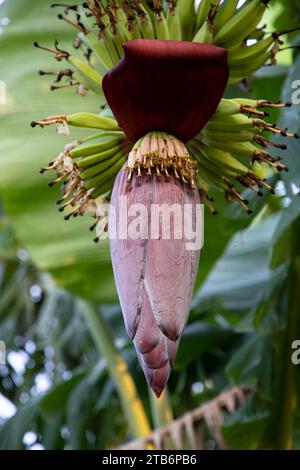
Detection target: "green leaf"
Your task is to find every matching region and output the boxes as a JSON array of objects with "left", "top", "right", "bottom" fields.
[
  {"left": 0, "top": 399, "right": 40, "bottom": 450},
  {"left": 222, "top": 396, "right": 270, "bottom": 450},
  {"left": 193, "top": 214, "right": 287, "bottom": 315},
  {"left": 40, "top": 369, "right": 87, "bottom": 420},
  {"left": 271, "top": 200, "right": 300, "bottom": 269},
  {"left": 175, "top": 321, "right": 235, "bottom": 369},
  {"left": 0, "top": 0, "right": 116, "bottom": 302},
  {"left": 277, "top": 54, "right": 300, "bottom": 185},
  {"left": 226, "top": 334, "right": 272, "bottom": 398}
]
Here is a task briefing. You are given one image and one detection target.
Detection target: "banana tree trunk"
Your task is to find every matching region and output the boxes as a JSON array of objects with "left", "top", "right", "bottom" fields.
[{"left": 78, "top": 300, "right": 151, "bottom": 440}]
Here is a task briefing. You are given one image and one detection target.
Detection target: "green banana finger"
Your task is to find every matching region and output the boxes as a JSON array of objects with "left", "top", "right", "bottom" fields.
[
  {"left": 193, "top": 19, "right": 213, "bottom": 43},
  {"left": 66, "top": 113, "right": 120, "bottom": 131},
  {"left": 167, "top": 4, "right": 182, "bottom": 41},
  {"left": 70, "top": 135, "right": 125, "bottom": 159},
  {"left": 154, "top": 11, "right": 170, "bottom": 39},
  {"left": 205, "top": 113, "right": 255, "bottom": 132},
  {"left": 228, "top": 35, "right": 274, "bottom": 66},
  {"left": 90, "top": 173, "right": 116, "bottom": 199},
  {"left": 117, "top": 7, "right": 135, "bottom": 41},
  {"left": 101, "top": 27, "right": 121, "bottom": 65},
  {"left": 79, "top": 31, "right": 114, "bottom": 71},
  {"left": 213, "top": 0, "right": 269, "bottom": 48},
  {"left": 195, "top": 140, "right": 249, "bottom": 175},
  {"left": 67, "top": 54, "right": 103, "bottom": 91},
  {"left": 229, "top": 50, "right": 272, "bottom": 78},
  {"left": 215, "top": 99, "right": 242, "bottom": 115},
  {"left": 177, "top": 0, "right": 195, "bottom": 39},
  {"left": 77, "top": 142, "right": 130, "bottom": 169},
  {"left": 80, "top": 149, "right": 127, "bottom": 180},
  {"left": 85, "top": 155, "right": 126, "bottom": 190},
  {"left": 200, "top": 136, "right": 257, "bottom": 159},
  {"left": 214, "top": 98, "right": 267, "bottom": 118},
  {"left": 31, "top": 114, "right": 120, "bottom": 135},
  {"left": 196, "top": 0, "right": 215, "bottom": 29},
  {"left": 196, "top": 160, "right": 229, "bottom": 191},
  {"left": 215, "top": 0, "right": 239, "bottom": 29},
  {"left": 71, "top": 72, "right": 102, "bottom": 96},
  {"left": 77, "top": 130, "right": 124, "bottom": 146},
  {"left": 135, "top": 3, "right": 155, "bottom": 39},
  {"left": 189, "top": 141, "right": 237, "bottom": 178},
  {"left": 200, "top": 128, "right": 256, "bottom": 143}
]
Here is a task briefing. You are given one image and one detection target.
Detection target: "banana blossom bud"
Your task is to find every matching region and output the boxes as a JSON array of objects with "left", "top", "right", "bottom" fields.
[{"left": 105, "top": 39, "right": 228, "bottom": 396}]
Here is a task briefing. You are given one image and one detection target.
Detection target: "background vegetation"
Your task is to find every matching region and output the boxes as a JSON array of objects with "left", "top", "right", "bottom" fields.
[{"left": 0, "top": 0, "right": 300, "bottom": 450}]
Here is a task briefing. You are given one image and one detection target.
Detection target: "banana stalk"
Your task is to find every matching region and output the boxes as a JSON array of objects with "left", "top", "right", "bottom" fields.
[{"left": 78, "top": 300, "right": 151, "bottom": 439}]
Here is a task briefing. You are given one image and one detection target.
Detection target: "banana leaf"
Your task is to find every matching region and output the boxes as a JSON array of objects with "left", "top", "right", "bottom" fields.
[{"left": 0, "top": 0, "right": 116, "bottom": 302}]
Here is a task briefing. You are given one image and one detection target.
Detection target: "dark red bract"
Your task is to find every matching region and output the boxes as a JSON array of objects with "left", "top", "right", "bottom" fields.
[{"left": 103, "top": 39, "right": 229, "bottom": 143}]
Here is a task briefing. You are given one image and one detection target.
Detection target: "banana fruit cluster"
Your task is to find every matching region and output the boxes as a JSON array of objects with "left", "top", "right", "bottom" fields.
[
  {"left": 188, "top": 98, "right": 298, "bottom": 213},
  {"left": 35, "top": 1, "right": 286, "bottom": 91},
  {"left": 32, "top": 113, "right": 131, "bottom": 240},
  {"left": 33, "top": 0, "right": 299, "bottom": 233}
]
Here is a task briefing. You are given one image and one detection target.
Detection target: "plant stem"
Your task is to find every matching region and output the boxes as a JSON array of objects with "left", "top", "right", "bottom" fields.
[
  {"left": 79, "top": 300, "right": 151, "bottom": 439},
  {"left": 275, "top": 219, "right": 300, "bottom": 449},
  {"left": 149, "top": 387, "right": 175, "bottom": 449},
  {"left": 149, "top": 387, "right": 173, "bottom": 429}
]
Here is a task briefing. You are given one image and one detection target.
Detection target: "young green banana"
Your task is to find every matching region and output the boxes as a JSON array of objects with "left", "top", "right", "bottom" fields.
[
  {"left": 196, "top": 0, "right": 215, "bottom": 29},
  {"left": 200, "top": 136, "right": 258, "bottom": 159},
  {"left": 195, "top": 140, "right": 250, "bottom": 175},
  {"left": 205, "top": 113, "right": 256, "bottom": 132},
  {"left": 67, "top": 113, "right": 120, "bottom": 130},
  {"left": 196, "top": 161, "right": 230, "bottom": 193},
  {"left": 70, "top": 134, "right": 126, "bottom": 159},
  {"left": 80, "top": 148, "right": 127, "bottom": 180},
  {"left": 135, "top": 2, "right": 155, "bottom": 39},
  {"left": 189, "top": 141, "right": 243, "bottom": 179},
  {"left": 166, "top": 3, "right": 182, "bottom": 41},
  {"left": 214, "top": 0, "right": 239, "bottom": 29},
  {"left": 178, "top": 0, "right": 195, "bottom": 39},
  {"left": 79, "top": 31, "right": 114, "bottom": 72},
  {"left": 193, "top": 18, "right": 213, "bottom": 43},
  {"left": 213, "top": 0, "right": 269, "bottom": 48},
  {"left": 229, "top": 50, "right": 273, "bottom": 81},
  {"left": 200, "top": 128, "right": 256, "bottom": 143},
  {"left": 90, "top": 173, "right": 116, "bottom": 199},
  {"left": 214, "top": 98, "right": 267, "bottom": 118},
  {"left": 153, "top": 10, "right": 171, "bottom": 39},
  {"left": 67, "top": 54, "right": 103, "bottom": 93},
  {"left": 84, "top": 154, "right": 126, "bottom": 190},
  {"left": 215, "top": 99, "right": 248, "bottom": 116},
  {"left": 77, "top": 142, "right": 130, "bottom": 169},
  {"left": 228, "top": 35, "right": 274, "bottom": 66}
]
